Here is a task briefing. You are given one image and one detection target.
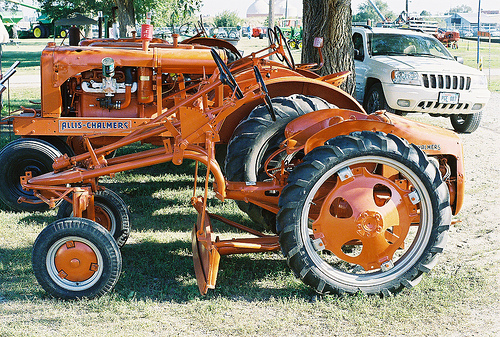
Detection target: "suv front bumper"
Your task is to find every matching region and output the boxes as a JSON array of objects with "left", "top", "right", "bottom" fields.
[{"left": 383, "top": 82, "right": 490, "bottom": 115}]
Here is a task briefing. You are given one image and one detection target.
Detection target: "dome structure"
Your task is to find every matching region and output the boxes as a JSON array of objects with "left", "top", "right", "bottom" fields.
[{"left": 247, "top": 0, "right": 268, "bottom": 17}]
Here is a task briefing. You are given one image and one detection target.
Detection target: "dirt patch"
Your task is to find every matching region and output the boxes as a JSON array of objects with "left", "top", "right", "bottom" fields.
[{"left": 426, "top": 92, "right": 500, "bottom": 333}]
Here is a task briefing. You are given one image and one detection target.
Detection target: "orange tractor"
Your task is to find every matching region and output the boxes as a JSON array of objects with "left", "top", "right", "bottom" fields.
[{"left": 2, "top": 26, "right": 463, "bottom": 299}]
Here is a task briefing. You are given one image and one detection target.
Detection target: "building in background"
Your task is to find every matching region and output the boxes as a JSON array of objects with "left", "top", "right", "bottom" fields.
[{"left": 445, "top": 12, "right": 500, "bottom": 36}]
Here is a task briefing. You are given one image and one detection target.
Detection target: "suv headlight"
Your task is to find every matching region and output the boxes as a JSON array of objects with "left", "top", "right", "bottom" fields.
[
  {"left": 391, "top": 70, "right": 421, "bottom": 85},
  {"left": 471, "top": 74, "right": 488, "bottom": 88}
]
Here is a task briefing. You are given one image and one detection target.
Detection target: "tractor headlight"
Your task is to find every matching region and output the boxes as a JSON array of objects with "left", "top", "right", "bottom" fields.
[{"left": 391, "top": 70, "right": 421, "bottom": 85}]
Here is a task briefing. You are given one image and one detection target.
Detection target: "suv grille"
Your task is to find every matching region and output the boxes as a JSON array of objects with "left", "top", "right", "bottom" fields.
[{"left": 421, "top": 74, "right": 471, "bottom": 90}]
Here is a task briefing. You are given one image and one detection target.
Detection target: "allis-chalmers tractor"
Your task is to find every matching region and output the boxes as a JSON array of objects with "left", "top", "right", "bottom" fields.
[{"left": 0, "top": 26, "right": 463, "bottom": 299}]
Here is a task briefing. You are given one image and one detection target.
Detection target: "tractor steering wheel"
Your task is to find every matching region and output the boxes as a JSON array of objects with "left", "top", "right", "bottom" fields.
[
  {"left": 253, "top": 66, "right": 276, "bottom": 121},
  {"left": 179, "top": 22, "right": 191, "bottom": 36},
  {"left": 270, "top": 26, "right": 295, "bottom": 70},
  {"left": 268, "top": 26, "right": 278, "bottom": 49},
  {"left": 211, "top": 48, "right": 244, "bottom": 99}
]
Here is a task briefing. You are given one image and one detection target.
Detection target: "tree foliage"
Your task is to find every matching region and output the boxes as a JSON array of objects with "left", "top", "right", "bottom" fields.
[
  {"left": 352, "top": 0, "right": 395, "bottom": 23},
  {"left": 39, "top": 0, "right": 114, "bottom": 20},
  {"left": 38, "top": 0, "right": 201, "bottom": 28},
  {"left": 447, "top": 5, "right": 473, "bottom": 14},
  {"left": 142, "top": 0, "right": 201, "bottom": 26},
  {"left": 213, "top": 10, "right": 241, "bottom": 28}
]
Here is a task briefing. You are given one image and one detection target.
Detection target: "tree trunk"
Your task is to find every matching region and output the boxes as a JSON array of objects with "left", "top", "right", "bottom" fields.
[
  {"left": 113, "top": 0, "right": 135, "bottom": 38},
  {"left": 302, "top": 0, "right": 355, "bottom": 94}
]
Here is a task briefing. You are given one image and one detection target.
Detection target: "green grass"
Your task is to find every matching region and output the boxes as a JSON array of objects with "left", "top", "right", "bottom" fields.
[
  {"left": 1, "top": 38, "right": 56, "bottom": 71},
  {"left": 1, "top": 87, "right": 40, "bottom": 116},
  {"left": 0, "top": 130, "right": 499, "bottom": 335},
  {"left": 443, "top": 38, "right": 500, "bottom": 91},
  {"left": 451, "top": 38, "right": 500, "bottom": 69}
]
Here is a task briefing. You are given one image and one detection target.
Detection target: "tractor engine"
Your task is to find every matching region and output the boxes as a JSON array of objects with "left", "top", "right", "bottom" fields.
[{"left": 38, "top": 42, "right": 220, "bottom": 121}]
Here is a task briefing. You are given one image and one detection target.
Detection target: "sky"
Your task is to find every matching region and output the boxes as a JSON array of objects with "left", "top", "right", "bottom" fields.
[{"left": 200, "top": 0, "right": 499, "bottom": 18}]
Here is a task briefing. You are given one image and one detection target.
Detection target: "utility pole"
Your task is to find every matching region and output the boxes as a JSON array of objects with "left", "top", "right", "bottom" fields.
[
  {"left": 268, "top": 0, "right": 275, "bottom": 60},
  {"left": 477, "top": 0, "right": 481, "bottom": 66},
  {"left": 269, "top": 0, "right": 275, "bottom": 29}
]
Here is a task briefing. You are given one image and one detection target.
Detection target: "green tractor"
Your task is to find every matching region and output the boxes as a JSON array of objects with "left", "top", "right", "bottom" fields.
[
  {"left": 279, "top": 19, "right": 303, "bottom": 49},
  {"left": 0, "top": 6, "right": 23, "bottom": 38},
  {"left": 2, "top": 0, "right": 67, "bottom": 38}
]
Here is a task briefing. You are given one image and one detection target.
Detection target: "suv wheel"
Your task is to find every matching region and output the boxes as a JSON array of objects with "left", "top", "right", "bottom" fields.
[
  {"left": 450, "top": 112, "right": 482, "bottom": 133},
  {"left": 364, "top": 83, "right": 394, "bottom": 114}
]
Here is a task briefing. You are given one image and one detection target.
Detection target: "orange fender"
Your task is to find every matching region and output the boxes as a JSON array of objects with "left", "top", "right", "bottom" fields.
[{"left": 285, "top": 109, "right": 464, "bottom": 214}]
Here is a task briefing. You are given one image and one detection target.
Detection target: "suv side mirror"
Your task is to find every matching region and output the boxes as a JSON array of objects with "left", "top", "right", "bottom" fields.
[{"left": 455, "top": 56, "right": 464, "bottom": 64}]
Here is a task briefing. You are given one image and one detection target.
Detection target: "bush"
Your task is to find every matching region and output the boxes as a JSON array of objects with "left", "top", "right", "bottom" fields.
[{"left": 213, "top": 10, "right": 241, "bottom": 28}]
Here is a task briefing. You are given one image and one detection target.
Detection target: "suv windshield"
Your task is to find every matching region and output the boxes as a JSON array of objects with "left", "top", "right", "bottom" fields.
[{"left": 369, "top": 33, "right": 454, "bottom": 60}]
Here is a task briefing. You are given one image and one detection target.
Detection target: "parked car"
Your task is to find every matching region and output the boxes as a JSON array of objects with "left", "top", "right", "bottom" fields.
[
  {"left": 460, "top": 29, "right": 474, "bottom": 37},
  {"left": 352, "top": 26, "right": 490, "bottom": 133},
  {"left": 252, "top": 27, "right": 267, "bottom": 39}
]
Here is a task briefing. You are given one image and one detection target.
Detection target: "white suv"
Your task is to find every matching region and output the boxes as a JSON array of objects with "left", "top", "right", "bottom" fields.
[{"left": 352, "top": 26, "right": 490, "bottom": 133}]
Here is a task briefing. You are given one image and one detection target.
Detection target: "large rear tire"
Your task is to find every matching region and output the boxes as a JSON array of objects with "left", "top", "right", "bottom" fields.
[
  {"left": 225, "top": 94, "right": 335, "bottom": 231},
  {"left": 277, "top": 131, "right": 451, "bottom": 295},
  {"left": 37, "top": 136, "right": 74, "bottom": 157},
  {"left": 32, "top": 218, "right": 122, "bottom": 300},
  {"left": 57, "top": 188, "right": 131, "bottom": 248},
  {"left": 0, "top": 138, "right": 62, "bottom": 212}
]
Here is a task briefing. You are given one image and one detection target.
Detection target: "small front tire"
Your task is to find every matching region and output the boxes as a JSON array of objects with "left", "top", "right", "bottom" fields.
[
  {"left": 57, "top": 188, "right": 131, "bottom": 248},
  {"left": 32, "top": 218, "right": 122, "bottom": 300},
  {"left": 33, "top": 25, "right": 43, "bottom": 38}
]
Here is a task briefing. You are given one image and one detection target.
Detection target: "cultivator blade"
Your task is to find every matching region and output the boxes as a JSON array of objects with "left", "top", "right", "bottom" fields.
[{"left": 191, "top": 204, "right": 220, "bottom": 295}]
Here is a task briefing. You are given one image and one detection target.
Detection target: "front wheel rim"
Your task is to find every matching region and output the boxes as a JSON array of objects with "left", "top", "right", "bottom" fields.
[
  {"left": 452, "top": 114, "right": 467, "bottom": 125},
  {"left": 47, "top": 236, "right": 104, "bottom": 291},
  {"left": 300, "top": 155, "right": 433, "bottom": 288},
  {"left": 69, "top": 202, "right": 117, "bottom": 236}
]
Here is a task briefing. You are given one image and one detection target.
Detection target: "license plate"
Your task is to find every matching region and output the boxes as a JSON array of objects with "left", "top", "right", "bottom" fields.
[{"left": 438, "top": 92, "right": 460, "bottom": 104}]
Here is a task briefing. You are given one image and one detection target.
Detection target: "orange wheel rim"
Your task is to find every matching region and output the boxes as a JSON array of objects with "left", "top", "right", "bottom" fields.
[
  {"left": 54, "top": 240, "right": 99, "bottom": 282},
  {"left": 94, "top": 205, "right": 113, "bottom": 231},
  {"left": 312, "top": 166, "right": 418, "bottom": 271}
]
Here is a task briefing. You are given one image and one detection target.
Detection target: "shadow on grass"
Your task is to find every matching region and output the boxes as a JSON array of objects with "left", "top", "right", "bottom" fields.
[
  {"left": 109, "top": 240, "right": 310, "bottom": 302},
  {"left": 0, "top": 246, "right": 45, "bottom": 299},
  {"left": 0, "top": 239, "right": 313, "bottom": 303}
]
